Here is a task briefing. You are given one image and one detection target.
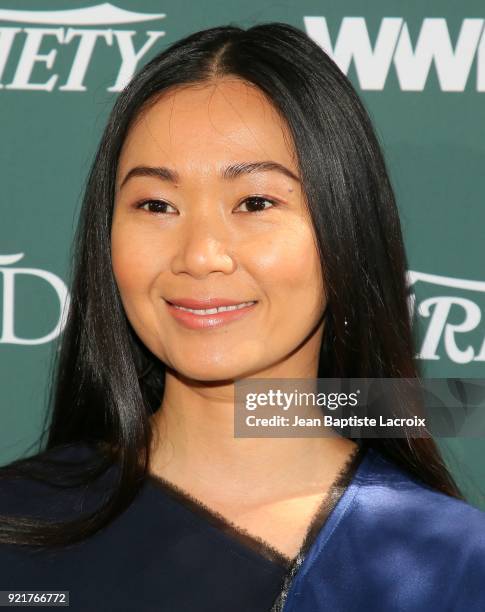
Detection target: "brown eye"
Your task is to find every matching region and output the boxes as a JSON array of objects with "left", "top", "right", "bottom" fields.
[
  {"left": 137, "top": 200, "right": 177, "bottom": 214},
  {"left": 237, "top": 196, "right": 278, "bottom": 213}
]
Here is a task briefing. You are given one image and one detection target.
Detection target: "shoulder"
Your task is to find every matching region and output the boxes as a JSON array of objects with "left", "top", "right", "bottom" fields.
[
  {"left": 357, "top": 447, "right": 485, "bottom": 542},
  {"left": 289, "top": 446, "right": 485, "bottom": 611},
  {"left": 347, "top": 448, "right": 485, "bottom": 608},
  {"left": 0, "top": 442, "right": 113, "bottom": 520},
  {"left": 352, "top": 448, "right": 485, "bottom": 552}
]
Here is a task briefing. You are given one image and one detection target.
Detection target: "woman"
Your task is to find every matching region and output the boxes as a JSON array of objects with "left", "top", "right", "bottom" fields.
[{"left": 0, "top": 22, "right": 484, "bottom": 612}]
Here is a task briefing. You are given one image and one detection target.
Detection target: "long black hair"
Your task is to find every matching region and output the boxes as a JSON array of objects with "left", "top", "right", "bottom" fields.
[{"left": 0, "top": 22, "right": 464, "bottom": 549}]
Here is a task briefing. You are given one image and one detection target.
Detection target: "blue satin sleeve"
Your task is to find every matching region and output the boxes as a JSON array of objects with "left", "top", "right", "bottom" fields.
[{"left": 282, "top": 448, "right": 485, "bottom": 612}]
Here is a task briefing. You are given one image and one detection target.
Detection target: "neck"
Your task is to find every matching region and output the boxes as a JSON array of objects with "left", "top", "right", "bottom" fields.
[{"left": 148, "top": 367, "right": 357, "bottom": 507}]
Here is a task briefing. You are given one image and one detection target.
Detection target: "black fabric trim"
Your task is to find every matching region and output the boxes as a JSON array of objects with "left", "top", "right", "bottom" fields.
[
  {"left": 146, "top": 441, "right": 366, "bottom": 576},
  {"left": 147, "top": 468, "right": 292, "bottom": 567},
  {"left": 269, "top": 441, "right": 367, "bottom": 611}
]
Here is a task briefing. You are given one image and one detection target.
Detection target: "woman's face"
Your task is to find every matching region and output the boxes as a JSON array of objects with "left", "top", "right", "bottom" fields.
[{"left": 112, "top": 77, "right": 326, "bottom": 381}]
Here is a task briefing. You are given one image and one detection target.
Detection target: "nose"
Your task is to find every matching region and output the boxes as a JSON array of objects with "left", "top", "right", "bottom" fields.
[{"left": 170, "top": 208, "right": 236, "bottom": 278}]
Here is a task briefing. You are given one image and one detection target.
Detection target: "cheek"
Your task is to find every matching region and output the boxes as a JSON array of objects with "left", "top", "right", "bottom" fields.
[
  {"left": 110, "top": 220, "right": 160, "bottom": 304},
  {"left": 251, "top": 224, "right": 323, "bottom": 304}
]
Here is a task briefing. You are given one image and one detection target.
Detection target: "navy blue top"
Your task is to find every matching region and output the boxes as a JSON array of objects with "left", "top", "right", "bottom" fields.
[
  {"left": 0, "top": 442, "right": 364, "bottom": 611},
  {"left": 279, "top": 446, "right": 485, "bottom": 612},
  {"left": 1, "top": 442, "right": 485, "bottom": 611}
]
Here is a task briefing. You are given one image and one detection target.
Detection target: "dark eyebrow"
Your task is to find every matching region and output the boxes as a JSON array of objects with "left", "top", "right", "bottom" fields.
[
  {"left": 221, "top": 161, "right": 300, "bottom": 183},
  {"left": 118, "top": 160, "right": 301, "bottom": 190}
]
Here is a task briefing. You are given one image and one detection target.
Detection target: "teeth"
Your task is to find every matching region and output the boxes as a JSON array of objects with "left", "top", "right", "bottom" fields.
[{"left": 172, "top": 301, "right": 256, "bottom": 315}]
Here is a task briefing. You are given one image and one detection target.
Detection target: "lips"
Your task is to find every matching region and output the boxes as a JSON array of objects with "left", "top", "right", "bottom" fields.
[
  {"left": 164, "top": 297, "right": 258, "bottom": 329},
  {"left": 165, "top": 297, "right": 257, "bottom": 309}
]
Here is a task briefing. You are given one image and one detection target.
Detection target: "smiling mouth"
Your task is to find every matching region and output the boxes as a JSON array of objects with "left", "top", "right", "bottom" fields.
[
  {"left": 164, "top": 299, "right": 258, "bottom": 329},
  {"left": 169, "top": 301, "right": 257, "bottom": 315}
]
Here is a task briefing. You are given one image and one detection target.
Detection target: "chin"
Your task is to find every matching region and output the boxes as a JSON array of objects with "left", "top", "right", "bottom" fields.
[{"left": 172, "top": 358, "right": 258, "bottom": 385}]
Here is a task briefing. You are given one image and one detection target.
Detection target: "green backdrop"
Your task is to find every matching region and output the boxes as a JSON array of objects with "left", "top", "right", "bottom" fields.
[{"left": 1, "top": 1, "right": 484, "bottom": 507}]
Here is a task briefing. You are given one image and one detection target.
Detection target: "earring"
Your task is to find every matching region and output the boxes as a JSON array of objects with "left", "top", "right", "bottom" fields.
[{"left": 344, "top": 317, "right": 348, "bottom": 327}]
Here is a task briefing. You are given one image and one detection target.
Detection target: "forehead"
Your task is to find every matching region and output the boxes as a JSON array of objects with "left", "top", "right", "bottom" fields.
[{"left": 117, "top": 78, "right": 298, "bottom": 182}]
